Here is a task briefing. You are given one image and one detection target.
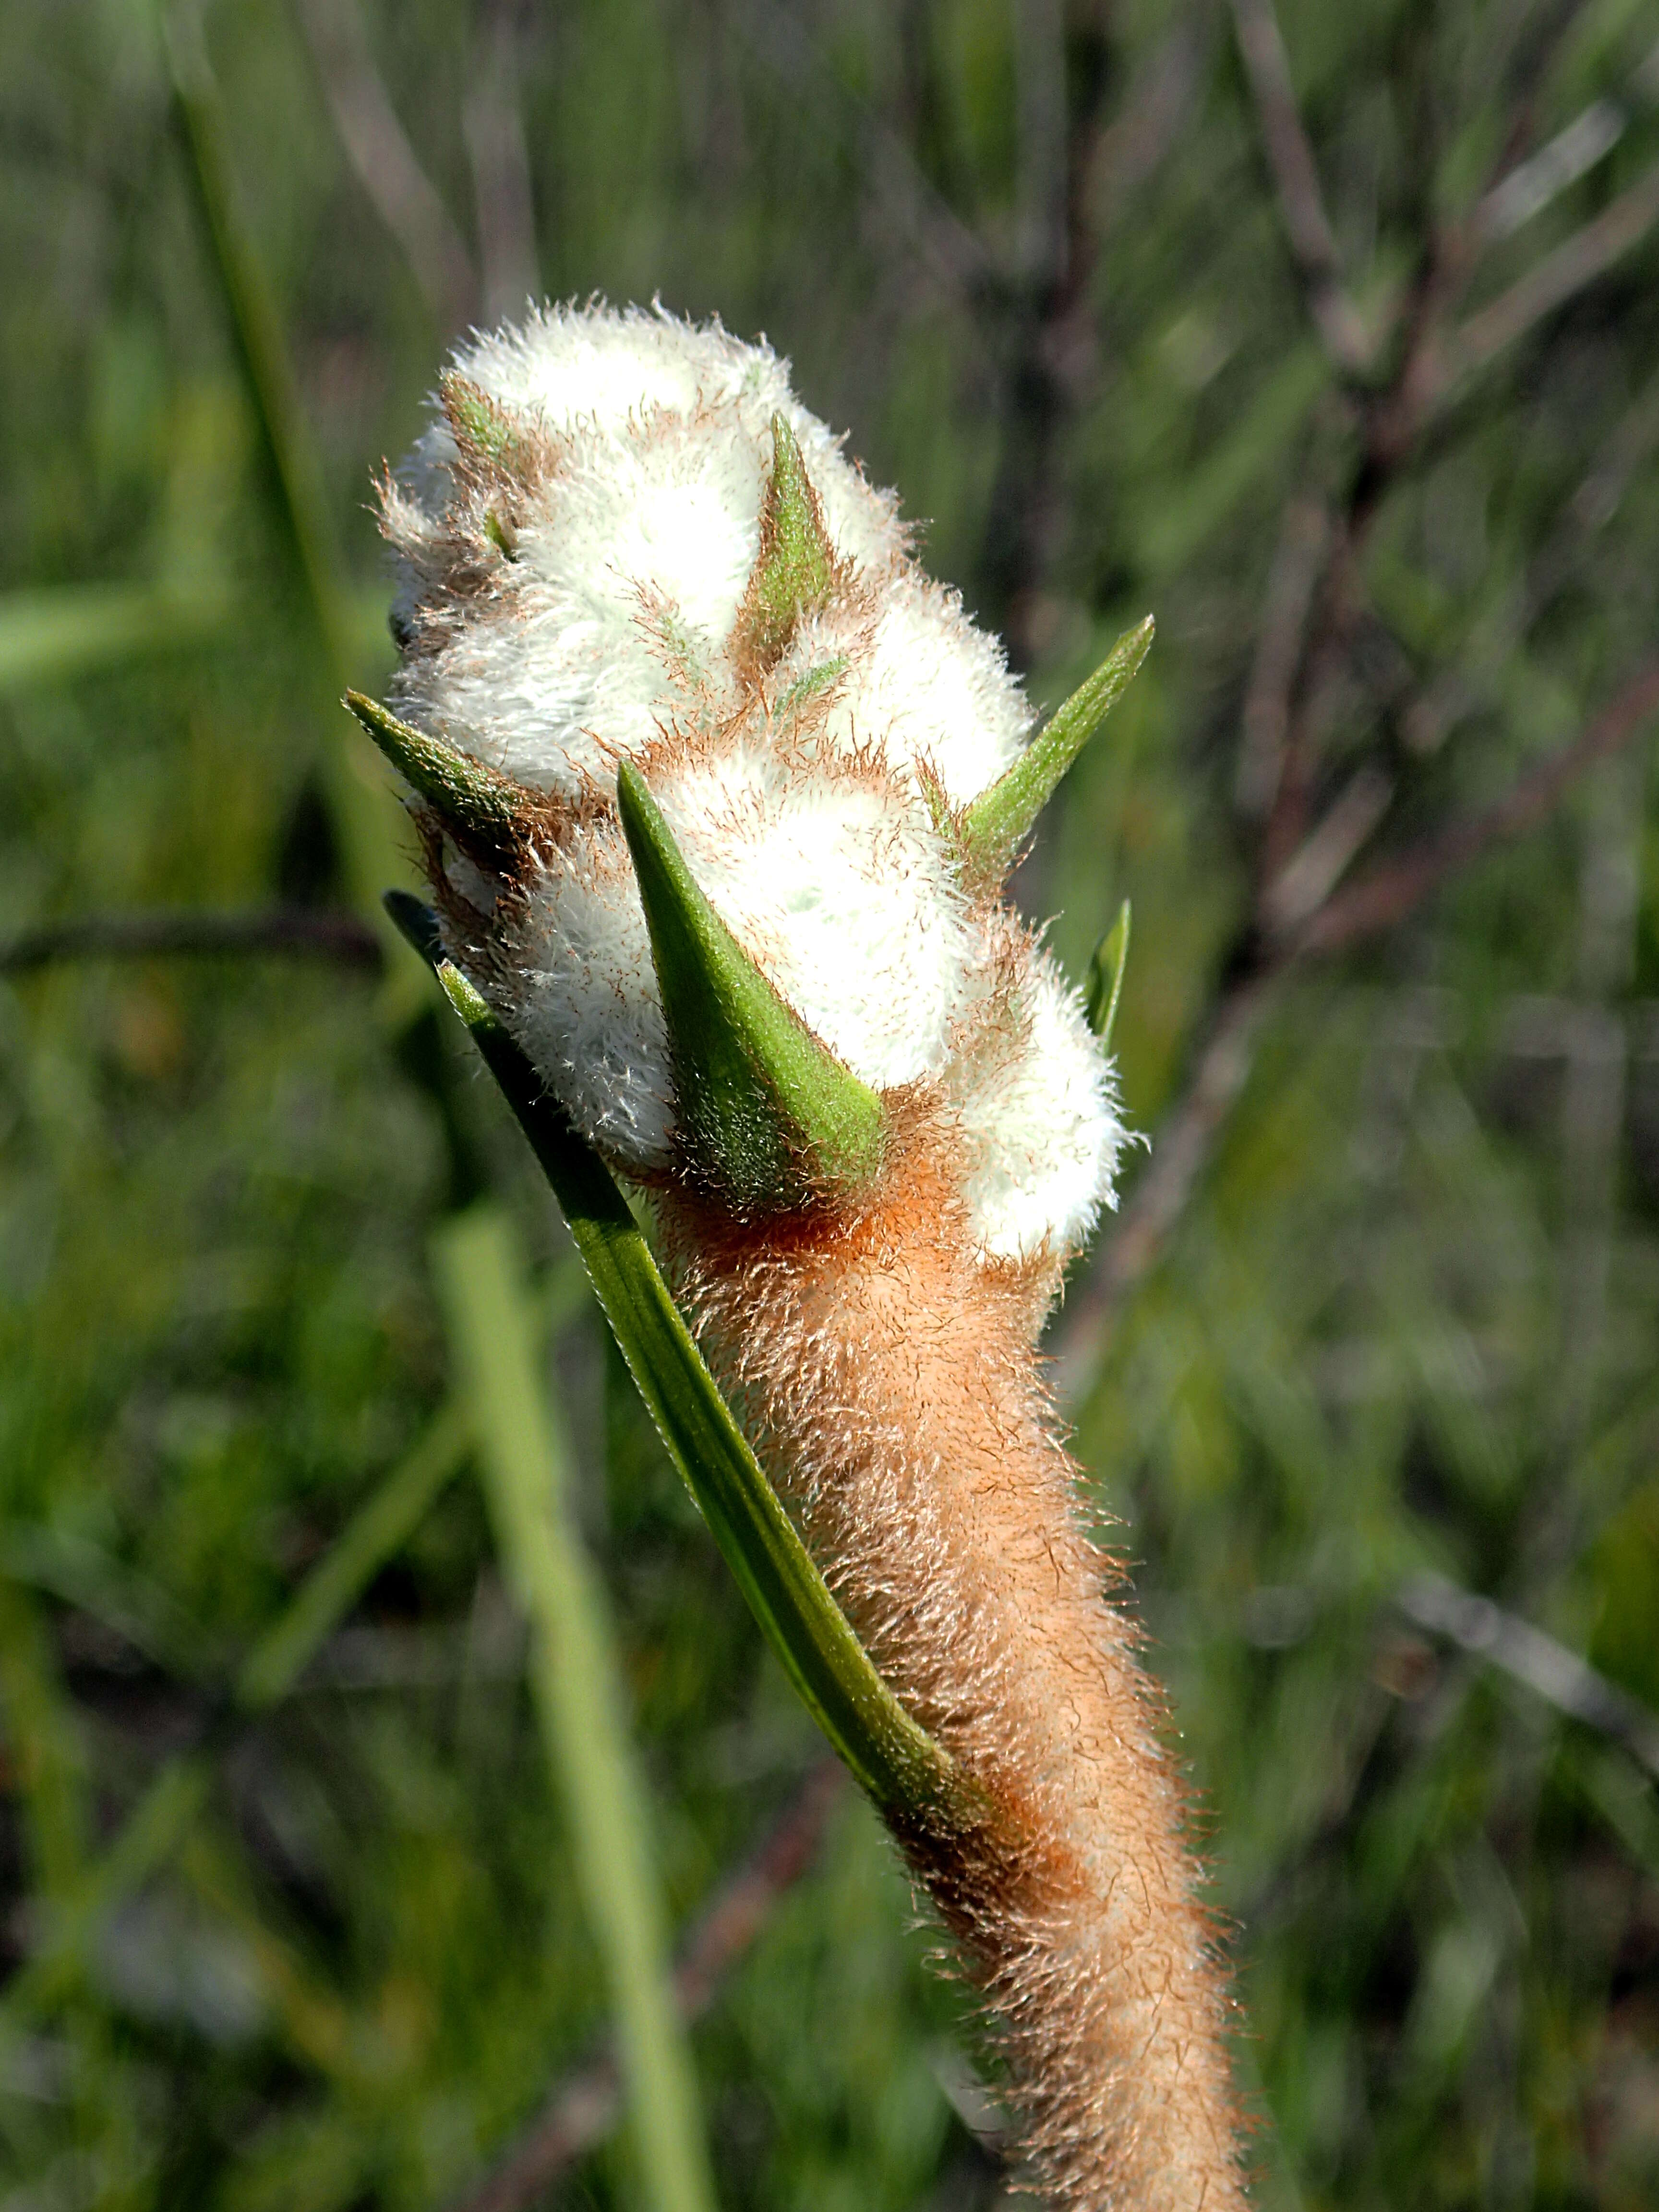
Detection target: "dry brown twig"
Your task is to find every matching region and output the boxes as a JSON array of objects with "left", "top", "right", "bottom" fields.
[
  {"left": 1395, "top": 1573, "right": 1659, "bottom": 1779},
  {"left": 1235, "top": 495, "right": 1331, "bottom": 819},
  {"left": 292, "top": 0, "right": 478, "bottom": 332},
  {"left": 1304, "top": 664, "right": 1659, "bottom": 953},
  {"left": 463, "top": 0, "right": 542, "bottom": 325},
  {"left": 1227, "top": 0, "right": 1371, "bottom": 375},
  {"left": 1403, "top": 363, "right": 1659, "bottom": 757},
  {"left": 0, "top": 907, "right": 384, "bottom": 976},
  {"left": 738, "top": 0, "right": 994, "bottom": 299},
  {"left": 1054, "top": 658, "right": 1659, "bottom": 1399},
  {"left": 1052, "top": 4, "right": 1659, "bottom": 1399},
  {"left": 1451, "top": 157, "right": 1659, "bottom": 381},
  {"left": 981, "top": 7, "right": 1134, "bottom": 672}
]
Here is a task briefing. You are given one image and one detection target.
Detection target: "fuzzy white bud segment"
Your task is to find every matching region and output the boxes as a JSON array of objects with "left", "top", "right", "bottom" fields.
[{"left": 383, "top": 301, "right": 1121, "bottom": 1265}]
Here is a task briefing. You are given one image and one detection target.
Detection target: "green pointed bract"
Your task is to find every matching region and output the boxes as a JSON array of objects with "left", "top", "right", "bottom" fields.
[
  {"left": 1084, "top": 899, "right": 1132, "bottom": 1052},
  {"left": 380, "top": 890, "right": 974, "bottom": 1832},
  {"left": 440, "top": 371, "right": 526, "bottom": 470},
  {"left": 774, "top": 654, "right": 848, "bottom": 724},
  {"left": 482, "top": 507, "right": 518, "bottom": 560},
  {"left": 960, "top": 614, "right": 1154, "bottom": 885},
  {"left": 732, "top": 415, "right": 838, "bottom": 674},
  {"left": 614, "top": 761, "right": 886, "bottom": 1214},
  {"left": 345, "top": 690, "right": 525, "bottom": 852}
]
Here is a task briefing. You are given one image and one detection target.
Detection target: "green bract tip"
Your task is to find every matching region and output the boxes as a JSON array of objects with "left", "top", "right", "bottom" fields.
[
  {"left": 1084, "top": 900, "right": 1132, "bottom": 1053},
  {"left": 440, "top": 371, "right": 526, "bottom": 470},
  {"left": 615, "top": 761, "right": 887, "bottom": 1214},
  {"left": 960, "top": 615, "right": 1154, "bottom": 885},
  {"left": 382, "top": 888, "right": 445, "bottom": 967},
  {"left": 346, "top": 690, "right": 526, "bottom": 855},
  {"left": 732, "top": 415, "right": 839, "bottom": 676}
]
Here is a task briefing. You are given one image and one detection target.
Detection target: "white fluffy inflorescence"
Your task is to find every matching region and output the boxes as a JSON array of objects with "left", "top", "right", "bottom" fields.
[{"left": 380, "top": 302, "right": 1122, "bottom": 1265}]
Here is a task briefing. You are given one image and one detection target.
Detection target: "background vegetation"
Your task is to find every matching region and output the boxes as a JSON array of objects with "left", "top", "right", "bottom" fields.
[{"left": 5, "top": 1, "right": 1659, "bottom": 2206}]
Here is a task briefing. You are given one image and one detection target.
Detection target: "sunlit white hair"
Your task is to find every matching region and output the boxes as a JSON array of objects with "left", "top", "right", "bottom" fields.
[{"left": 381, "top": 301, "right": 1121, "bottom": 1265}]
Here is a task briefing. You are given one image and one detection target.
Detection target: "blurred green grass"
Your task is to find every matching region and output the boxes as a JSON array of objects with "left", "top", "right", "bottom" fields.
[{"left": 3, "top": 1, "right": 1659, "bottom": 2207}]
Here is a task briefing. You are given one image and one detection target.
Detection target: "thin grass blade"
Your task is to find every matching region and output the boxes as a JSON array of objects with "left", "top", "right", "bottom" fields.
[
  {"left": 236, "top": 1398, "right": 472, "bottom": 1710},
  {"left": 960, "top": 617, "right": 1154, "bottom": 882},
  {"left": 163, "top": 7, "right": 421, "bottom": 998},
  {"left": 433, "top": 1207, "right": 718, "bottom": 2212},
  {"left": 0, "top": 583, "right": 229, "bottom": 693}
]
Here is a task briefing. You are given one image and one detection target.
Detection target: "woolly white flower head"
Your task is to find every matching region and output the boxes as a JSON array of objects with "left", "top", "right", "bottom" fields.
[{"left": 376, "top": 302, "right": 1126, "bottom": 1265}]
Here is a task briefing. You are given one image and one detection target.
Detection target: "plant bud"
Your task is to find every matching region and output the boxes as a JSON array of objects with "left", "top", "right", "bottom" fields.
[
  {"left": 376, "top": 302, "right": 1122, "bottom": 1262},
  {"left": 370, "top": 304, "right": 1245, "bottom": 2212}
]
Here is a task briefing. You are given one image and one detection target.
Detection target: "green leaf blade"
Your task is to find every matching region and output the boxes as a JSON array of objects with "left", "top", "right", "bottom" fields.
[
  {"left": 615, "top": 761, "right": 887, "bottom": 1213},
  {"left": 235, "top": 1399, "right": 470, "bottom": 1712},
  {"left": 961, "top": 615, "right": 1154, "bottom": 884},
  {"left": 0, "top": 582, "right": 230, "bottom": 694},
  {"left": 344, "top": 690, "right": 526, "bottom": 852},
  {"left": 1085, "top": 899, "right": 1132, "bottom": 1052},
  {"left": 435, "top": 1208, "right": 717, "bottom": 2212}
]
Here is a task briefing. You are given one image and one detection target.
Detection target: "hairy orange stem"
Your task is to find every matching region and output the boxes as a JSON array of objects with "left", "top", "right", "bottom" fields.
[{"left": 668, "top": 1151, "right": 1247, "bottom": 2211}]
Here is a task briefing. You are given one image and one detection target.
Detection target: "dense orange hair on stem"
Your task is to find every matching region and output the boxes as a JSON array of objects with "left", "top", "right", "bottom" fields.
[{"left": 664, "top": 1135, "right": 1249, "bottom": 2211}]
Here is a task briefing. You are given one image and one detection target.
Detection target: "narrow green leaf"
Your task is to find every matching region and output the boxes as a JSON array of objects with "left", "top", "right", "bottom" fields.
[
  {"left": 482, "top": 507, "right": 517, "bottom": 559},
  {"left": 732, "top": 414, "right": 837, "bottom": 672},
  {"left": 960, "top": 616, "right": 1154, "bottom": 884},
  {"left": 0, "top": 1401, "right": 482, "bottom": 2032},
  {"left": 345, "top": 689, "right": 528, "bottom": 853},
  {"left": 384, "top": 895, "right": 969, "bottom": 1829},
  {"left": 235, "top": 1398, "right": 471, "bottom": 1711},
  {"left": 0, "top": 1578, "right": 90, "bottom": 1902},
  {"left": 0, "top": 1758, "right": 213, "bottom": 2029},
  {"left": 615, "top": 761, "right": 887, "bottom": 1212},
  {"left": 774, "top": 653, "right": 849, "bottom": 721},
  {"left": 383, "top": 887, "right": 445, "bottom": 965},
  {"left": 0, "top": 582, "right": 229, "bottom": 694},
  {"left": 1084, "top": 900, "right": 1132, "bottom": 1052},
  {"left": 435, "top": 1207, "right": 716, "bottom": 2212},
  {"left": 0, "top": 1523, "right": 213, "bottom": 1678},
  {"left": 165, "top": 10, "right": 426, "bottom": 1014},
  {"left": 1566, "top": 1742, "right": 1659, "bottom": 1878},
  {"left": 165, "top": 11, "right": 350, "bottom": 687},
  {"left": 0, "top": 1580, "right": 173, "bottom": 2076},
  {"left": 1136, "top": 341, "right": 1329, "bottom": 575}
]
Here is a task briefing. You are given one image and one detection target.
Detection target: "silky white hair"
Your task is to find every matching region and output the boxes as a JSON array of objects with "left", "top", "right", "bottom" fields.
[{"left": 382, "top": 301, "right": 1121, "bottom": 1263}]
